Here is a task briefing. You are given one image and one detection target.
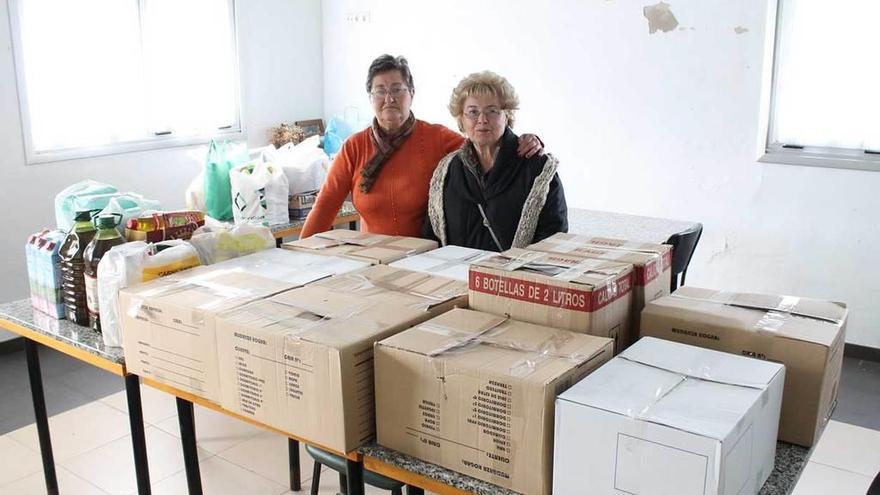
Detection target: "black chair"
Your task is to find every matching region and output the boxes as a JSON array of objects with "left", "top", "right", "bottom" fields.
[
  {"left": 868, "top": 469, "right": 880, "bottom": 494},
  {"left": 305, "top": 444, "right": 405, "bottom": 495},
  {"left": 664, "top": 223, "right": 703, "bottom": 292}
]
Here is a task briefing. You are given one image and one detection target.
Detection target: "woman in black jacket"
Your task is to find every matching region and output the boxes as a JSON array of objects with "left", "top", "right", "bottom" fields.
[{"left": 423, "top": 71, "right": 567, "bottom": 251}]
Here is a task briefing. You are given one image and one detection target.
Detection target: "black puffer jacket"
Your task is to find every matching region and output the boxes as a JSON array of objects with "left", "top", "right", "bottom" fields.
[{"left": 422, "top": 128, "right": 568, "bottom": 251}]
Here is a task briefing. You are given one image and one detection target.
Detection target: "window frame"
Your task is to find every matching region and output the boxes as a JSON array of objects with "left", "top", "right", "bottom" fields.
[
  {"left": 8, "top": 0, "right": 246, "bottom": 165},
  {"left": 757, "top": 0, "right": 880, "bottom": 173}
]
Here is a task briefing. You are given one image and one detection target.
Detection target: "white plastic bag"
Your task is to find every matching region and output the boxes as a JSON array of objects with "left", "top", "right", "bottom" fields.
[
  {"left": 99, "top": 193, "right": 162, "bottom": 233},
  {"left": 97, "top": 240, "right": 201, "bottom": 348},
  {"left": 188, "top": 224, "right": 275, "bottom": 265},
  {"left": 261, "top": 136, "right": 330, "bottom": 195},
  {"left": 229, "top": 161, "right": 289, "bottom": 226}
]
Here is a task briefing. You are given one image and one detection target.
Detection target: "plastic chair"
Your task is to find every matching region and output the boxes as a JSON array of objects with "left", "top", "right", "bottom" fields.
[
  {"left": 664, "top": 223, "right": 703, "bottom": 292},
  {"left": 305, "top": 444, "right": 404, "bottom": 495}
]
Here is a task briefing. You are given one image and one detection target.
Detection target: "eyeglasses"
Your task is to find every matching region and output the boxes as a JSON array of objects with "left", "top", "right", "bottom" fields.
[
  {"left": 463, "top": 107, "right": 505, "bottom": 121},
  {"left": 369, "top": 86, "right": 410, "bottom": 100}
]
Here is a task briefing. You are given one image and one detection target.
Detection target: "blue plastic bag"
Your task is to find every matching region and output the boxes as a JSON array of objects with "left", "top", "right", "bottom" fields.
[{"left": 54, "top": 180, "right": 119, "bottom": 231}]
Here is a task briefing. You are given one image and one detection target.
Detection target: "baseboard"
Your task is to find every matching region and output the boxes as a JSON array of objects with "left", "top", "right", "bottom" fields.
[
  {"left": 844, "top": 343, "right": 880, "bottom": 363},
  {"left": 0, "top": 336, "right": 24, "bottom": 355}
]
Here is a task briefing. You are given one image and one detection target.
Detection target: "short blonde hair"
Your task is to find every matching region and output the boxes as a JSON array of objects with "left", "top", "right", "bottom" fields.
[{"left": 448, "top": 71, "right": 519, "bottom": 131}]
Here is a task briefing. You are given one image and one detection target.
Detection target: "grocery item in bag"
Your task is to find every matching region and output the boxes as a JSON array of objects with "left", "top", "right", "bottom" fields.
[
  {"left": 125, "top": 210, "right": 205, "bottom": 242},
  {"left": 98, "top": 193, "right": 162, "bottom": 234},
  {"left": 60, "top": 210, "right": 99, "bottom": 326},
  {"left": 261, "top": 136, "right": 330, "bottom": 195},
  {"left": 54, "top": 180, "right": 118, "bottom": 232},
  {"left": 188, "top": 224, "right": 275, "bottom": 265},
  {"left": 229, "top": 161, "right": 289, "bottom": 226},
  {"left": 98, "top": 240, "right": 201, "bottom": 347},
  {"left": 84, "top": 214, "right": 126, "bottom": 333}
]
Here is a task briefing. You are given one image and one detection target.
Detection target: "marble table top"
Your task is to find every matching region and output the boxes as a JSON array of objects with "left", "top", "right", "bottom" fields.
[
  {"left": 0, "top": 299, "right": 124, "bottom": 364},
  {"left": 361, "top": 441, "right": 810, "bottom": 495},
  {"left": 567, "top": 208, "right": 701, "bottom": 244}
]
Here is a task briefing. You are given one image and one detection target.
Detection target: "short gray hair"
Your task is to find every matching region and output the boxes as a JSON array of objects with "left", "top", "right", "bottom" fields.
[
  {"left": 448, "top": 71, "right": 519, "bottom": 130},
  {"left": 366, "top": 54, "right": 415, "bottom": 93}
]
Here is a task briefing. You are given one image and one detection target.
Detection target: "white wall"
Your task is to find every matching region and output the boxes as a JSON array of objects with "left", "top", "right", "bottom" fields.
[
  {"left": 323, "top": 0, "right": 880, "bottom": 348},
  {"left": 0, "top": 0, "right": 324, "bottom": 341}
]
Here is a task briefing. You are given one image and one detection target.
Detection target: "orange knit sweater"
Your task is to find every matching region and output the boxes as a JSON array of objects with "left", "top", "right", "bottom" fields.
[{"left": 301, "top": 120, "right": 464, "bottom": 238}]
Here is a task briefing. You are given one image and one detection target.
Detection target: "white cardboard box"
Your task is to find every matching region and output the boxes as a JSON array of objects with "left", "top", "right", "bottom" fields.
[
  {"left": 553, "top": 337, "right": 785, "bottom": 495},
  {"left": 388, "top": 245, "right": 493, "bottom": 282}
]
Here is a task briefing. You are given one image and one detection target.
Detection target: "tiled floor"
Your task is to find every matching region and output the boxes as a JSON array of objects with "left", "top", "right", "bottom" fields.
[{"left": 0, "top": 346, "right": 878, "bottom": 494}]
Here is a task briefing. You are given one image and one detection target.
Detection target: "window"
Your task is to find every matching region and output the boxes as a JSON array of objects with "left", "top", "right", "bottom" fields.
[
  {"left": 10, "top": 0, "right": 242, "bottom": 164},
  {"left": 760, "top": 0, "right": 879, "bottom": 171}
]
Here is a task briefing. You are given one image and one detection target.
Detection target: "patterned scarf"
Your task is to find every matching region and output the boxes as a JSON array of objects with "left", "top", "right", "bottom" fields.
[{"left": 360, "top": 113, "right": 416, "bottom": 193}]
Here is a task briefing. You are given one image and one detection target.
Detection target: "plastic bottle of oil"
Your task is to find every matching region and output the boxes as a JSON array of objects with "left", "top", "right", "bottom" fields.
[
  {"left": 60, "top": 210, "right": 97, "bottom": 325},
  {"left": 84, "top": 214, "right": 125, "bottom": 333}
]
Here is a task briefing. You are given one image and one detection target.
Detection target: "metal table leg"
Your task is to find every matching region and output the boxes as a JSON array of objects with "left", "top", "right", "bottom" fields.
[
  {"left": 345, "top": 457, "right": 364, "bottom": 495},
  {"left": 176, "top": 398, "right": 203, "bottom": 495},
  {"left": 288, "top": 438, "right": 301, "bottom": 491},
  {"left": 348, "top": 221, "right": 357, "bottom": 230},
  {"left": 406, "top": 486, "right": 425, "bottom": 495},
  {"left": 125, "top": 375, "right": 151, "bottom": 494},
  {"left": 25, "top": 340, "right": 58, "bottom": 495}
]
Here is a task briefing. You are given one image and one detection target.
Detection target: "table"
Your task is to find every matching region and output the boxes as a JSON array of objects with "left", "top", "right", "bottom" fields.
[
  {"left": 567, "top": 208, "right": 700, "bottom": 244},
  {"left": 0, "top": 300, "right": 151, "bottom": 495},
  {"left": 0, "top": 299, "right": 367, "bottom": 495},
  {"left": 361, "top": 441, "right": 811, "bottom": 495},
  {"left": 270, "top": 201, "right": 360, "bottom": 246}
]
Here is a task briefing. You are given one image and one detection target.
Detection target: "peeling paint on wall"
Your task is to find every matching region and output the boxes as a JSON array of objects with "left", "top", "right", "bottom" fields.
[
  {"left": 643, "top": 2, "right": 679, "bottom": 34},
  {"left": 734, "top": 26, "right": 749, "bottom": 34}
]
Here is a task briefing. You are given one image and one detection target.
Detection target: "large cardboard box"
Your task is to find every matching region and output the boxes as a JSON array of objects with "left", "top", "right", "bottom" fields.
[
  {"left": 215, "top": 266, "right": 469, "bottom": 453},
  {"left": 119, "top": 268, "right": 295, "bottom": 402},
  {"left": 119, "top": 250, "right": 368, "bottom": 402},
  {"left": 529, "top": 233, "right": 672, "bottom": 342},
  {"left": 389, "top": 245, "right": 494, "bottom": 282},
  {"left": 640, "top": 287, "right": 848, "bottom": 447},
  {"left": 554, "top": 337, "right": 785, "bottom": 495},
  {"left": 468, "top": 248, "right": 634, "bottom": 353},
  {"left": 375, "top": 308, "right": 614, "bottom": 495},
  {"left": 282, "top": 230, "right": 438, "bottom": 264}
]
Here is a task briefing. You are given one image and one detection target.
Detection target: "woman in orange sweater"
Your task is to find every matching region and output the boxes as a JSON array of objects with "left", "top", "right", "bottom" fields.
[{"left": 300, "top": 55, "right": 542, "bottom": 238}]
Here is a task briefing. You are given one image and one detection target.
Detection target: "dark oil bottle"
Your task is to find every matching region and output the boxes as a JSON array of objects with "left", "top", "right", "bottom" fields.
[
  {"left": 83, "top": 214, "right": 125, "bottom": 333},
  {"left": 60, "top": 210, "right": 97, "bottom": 326}
]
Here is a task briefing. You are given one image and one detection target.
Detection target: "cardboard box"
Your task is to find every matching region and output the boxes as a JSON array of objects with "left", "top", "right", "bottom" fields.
[
  {"left": 119, "top": 268, "right": 296, "bottom": 402},
  {"left": 215, "top": 266, "right": 467, "bottom": 452},
  {"left": 389, "top": 245, "right": 494, "bottom": 282},
  {"left": 529, "top": 233, "right": 672, "bottom": 343},
  {"left": 215, "top": 284, "right": 443, "bottom": 453},
  {"left": 468, "top": 248, "right": 634, "bottom": 353},
  {"left": 119, "top": 250, "right": 368, "bottom": 402},
  {"left": 639, "top": 287, "right": 848, "bottom": 447},
  {"left": 554, "top": 337, "right": 785, "bottom": 495},
  {"left": 282, "top": 230, "right": 438, "bottom": 264},
  {"left": 210, "top": 247, "right": 369, "bottom": 285},
  {"left": 375, "top": 308, "right": 614, "bottom": 495},
  {"left": 308, "top": 264, "right": 469, "bottom": 313}
]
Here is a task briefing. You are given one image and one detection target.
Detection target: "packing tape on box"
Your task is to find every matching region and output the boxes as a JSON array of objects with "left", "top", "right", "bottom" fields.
[
  {"left": 221, "top": 297, "right": 382, "bottom": 337},
  {"left": 668, "top": 292, "right": 844, "bottom": 331},
  {"left": 315, "top": 270, "right": 466, "bottom": 312},
  {"left": 421, "top": 317, "right": 595, "bottom": 378},
  {"left": 125, "top": 269, "right": 274, "bottom": 326}
]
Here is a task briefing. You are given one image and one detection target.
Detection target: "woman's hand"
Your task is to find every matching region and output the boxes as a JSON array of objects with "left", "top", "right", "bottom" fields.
[{"left": 517, "top": 134, "right": 544, "bottom": 158}]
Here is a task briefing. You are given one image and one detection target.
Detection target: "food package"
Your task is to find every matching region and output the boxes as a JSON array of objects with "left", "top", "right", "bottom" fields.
[
  {"left": 188, "top": 224, "right": 275, "bottom": 265},
  {"left": 97, "top": 240, "right": 201, "bottom": 347}
]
